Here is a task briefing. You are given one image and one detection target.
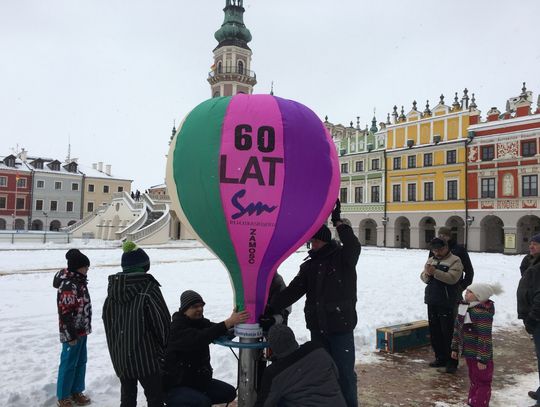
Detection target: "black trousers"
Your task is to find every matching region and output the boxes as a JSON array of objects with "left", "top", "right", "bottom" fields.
[
  {"left": 120, "top": 373, "right": 164, "bottom": 407},
  {"left": 427, "top": 304, "right": 455, "bottom": 363}
]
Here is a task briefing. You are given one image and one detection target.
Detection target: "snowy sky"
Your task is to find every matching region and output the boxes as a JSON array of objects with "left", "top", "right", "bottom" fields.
[{"left": 1, "top": 0, "right": 539, "bottom": 190}]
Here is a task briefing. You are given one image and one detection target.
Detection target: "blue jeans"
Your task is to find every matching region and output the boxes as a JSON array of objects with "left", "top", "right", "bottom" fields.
[
  {"left": 166, "top": 379, "right": 236, "bottom": 407},
  {"left": 57, "top": 336, "right": 87, "bottom": 400},
  {"left": 311, "top": 331, "right": 357, "bottom": 407},
  {"left": 533, "top": 324, "right": 540, "bottom": 405}
]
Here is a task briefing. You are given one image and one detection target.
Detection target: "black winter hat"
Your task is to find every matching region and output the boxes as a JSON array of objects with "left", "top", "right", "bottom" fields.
[
  {"left": 311, "top": 224, "right": 331, "bottom": 243},
  {"left": 121, "top": 241, "right": 150, "bottom": 273},
  {"left": 65, "top": 249, "right": 90, "bottom": 271},
  {"left": 531, "top": 233, "right": 540, "bottom": 244},
  {"left": 268, "top": 324, "right": 299, "bottom": 358},
  {"left": 429, "top": 237, "right": 448, "bottom": 250},
  {"left": 180, "top": 290, "right": 205, "bottom": 312}
]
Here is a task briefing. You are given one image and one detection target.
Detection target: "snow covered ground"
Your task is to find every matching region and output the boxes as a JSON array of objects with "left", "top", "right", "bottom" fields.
[{"left": 0, "top": 240, "right": 533, "bottom": 406}]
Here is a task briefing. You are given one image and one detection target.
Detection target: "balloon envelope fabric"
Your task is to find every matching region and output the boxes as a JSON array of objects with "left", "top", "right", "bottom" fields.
[{"left": 166, "top": 94, "right": 339, "bottom": 322}]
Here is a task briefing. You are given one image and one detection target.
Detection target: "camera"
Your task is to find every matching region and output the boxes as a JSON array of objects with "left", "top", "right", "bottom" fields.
[{"left": 434, "top": 263, "right": 449, "bottom": 272}]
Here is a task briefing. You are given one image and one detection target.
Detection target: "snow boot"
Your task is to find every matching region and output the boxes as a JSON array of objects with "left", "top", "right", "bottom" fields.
[
  {"left": 57, "top": 399, "right": 73, "bottom": 407},
  {"left": 71, "top": 393, "right": 91, "bottom": 406}
]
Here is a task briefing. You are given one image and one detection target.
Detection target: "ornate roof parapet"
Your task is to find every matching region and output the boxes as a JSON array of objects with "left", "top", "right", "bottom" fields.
[
  {"left": 515, "top": 82, "right": 533, "bottom": 117},
  {"left": 451, "top": 92, "right": 461, "bottom": 111},
  {"left": 398, "top": 106, "right": 406, "bottom": 123},
  {"left": 423, "top": 100, "right": 432, "bottom": 117},
  {"left": 392, "top": 105, "right": 399, "bottom": 124},
  {"left": 486, "top": 106, "right": 501, "bottom": 122}
]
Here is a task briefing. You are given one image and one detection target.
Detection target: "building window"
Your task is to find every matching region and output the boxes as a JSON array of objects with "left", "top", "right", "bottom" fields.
[
  {"left": 481, "top": 145, "right": 495, "bottom": 161},
  {"left": 103, "top": 185, "right": 110, "bottom": 193},
  {"left": 71, "top": 183, "right": 79, "bottom": 191},
  {"left": 446, "top": 150, "right": 457, "bottom": 164},
  {"left": 393, "top": 157, "right": 401, "bottom": 170},
  {"left": 523, "top": 175, "right": 538, "bottom": 197},
  {"left": 340, "top": 188, "right": 348, "bottom": 203},
  {"left": 0, "top": 196, "right": 6, "bottom": 208},
  {"left": 66, "top": 201, "right": 74, "bottom": 212},
  {"left": 355, "top": 161, "right": 364, "bottom": 172},
  {"left": 0, "top": 177, "right": 6, "bottom": 187},
  {"left": 447, "top": 180, "right": 458, "bottom": 200},
  {"left": 522, "top": 140, "right": 537, "bottom": 157},
  {"left": 371, "top": 159, "right": 380, "bottom": 170},
  {"left": 424, "top": 153, "right": 433, "bottom": 167},
  {"left": 36, "top": 200, "right": 43, "bottom": 211},
  {"left": 392, "top": 185, "right": 401, "bottom": 202},
  {"left": 16, "top": 178, "right": 26, "bottom": 188},
  {"left": 354, "top": 187, "right": 363, "bottom": 203},
  {"left": 16, "top": 198, "right": 25, "bottom": 210},
  {"left": 371, "top": 186, "right": 380, "bottom": 203},
  {"left": 407, "top": 184, "right": 416, "bottom": 201},
  {"left": 55, "top": 181, "right": 62, "bottom": 190},
  {"left": 37, "top": 180, "right": 44, "bottom": 188},
  {"left": 341, "top": 163, "right": 349, "bottom": 174},
  {"left": 424, "top": 182, "right": 434, "bottom": 201},
  {"left": 50, "top": 201, "right": 58, "bottom": 211},
  {"left": 481, "top": 178, "right": 496, "bottom": 198},
  {"left": 88, "top": 184, "right": 95, "bottom": 192},
  {"left": 117, "top": 186, "right": 124, "bottom": 192},
  {"left": 407, "top": 155, "right": 416, "bottom": 168},
  {"left": 87, "top": 202, "right": 94, "bottom": 212}
]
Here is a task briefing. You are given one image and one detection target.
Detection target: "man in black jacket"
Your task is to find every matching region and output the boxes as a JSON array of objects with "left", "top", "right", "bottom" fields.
[
  {"left": 267, "top": 200, "right": 361, "bottom": 407},
  {"left": 102, "top": 241, "right": 171, "bottom": 407},
  {"left": 517, "top": 233, "right": 540, "bottom": 404},
  {"left": 255, "top": 324, "right": 346, "bottom": 407},
  {"left": 164, "top": 290, "right": 249, "bottom": 407}
]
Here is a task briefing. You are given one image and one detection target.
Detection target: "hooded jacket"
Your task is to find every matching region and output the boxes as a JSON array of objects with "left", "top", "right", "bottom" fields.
[
  {"left": 102, "top": 272, "right": 171, "bottom": 379},
  {"left": 163, "top": 312, "right": 228, "bottom": 391},
  {"left": 269, "top": 223, "right": 361, "bottom": 335},
  {"left": 517, "top": 253, "right": 540, "bottom": 330},
  {"left": 53, "top": 268, "right": 92, "bottom": 343}
]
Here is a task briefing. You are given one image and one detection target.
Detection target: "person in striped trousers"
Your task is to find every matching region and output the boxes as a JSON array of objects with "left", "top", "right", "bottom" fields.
[
  {"left": 450, "top": 282, "right": 503, "bottom": 407},
  {"left": 103, "top": 241, "right": 171, "bottom": 407}
]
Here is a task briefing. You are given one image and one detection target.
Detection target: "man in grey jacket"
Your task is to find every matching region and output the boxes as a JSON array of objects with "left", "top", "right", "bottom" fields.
[{"left": 255, "top": 325, "right": 346, "bottom": 407}]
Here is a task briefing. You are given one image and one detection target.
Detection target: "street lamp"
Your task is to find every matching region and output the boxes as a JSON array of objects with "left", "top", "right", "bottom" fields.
[
  {"left": 43, "top": 211, "right": 48, "bottom": 243},
  {"left": 466, "top": 215, "right": 474, "bottom": 227},
  {"left": 381, "top": 216, "right": 389, "bottom": 226}
]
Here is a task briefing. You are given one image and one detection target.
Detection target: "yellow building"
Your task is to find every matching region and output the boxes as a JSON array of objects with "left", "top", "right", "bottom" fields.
[{"left": 384, "top": 93, "right": 472, "bottom": 248}]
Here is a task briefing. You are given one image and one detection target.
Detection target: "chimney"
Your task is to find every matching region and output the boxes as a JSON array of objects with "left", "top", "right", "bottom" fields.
[
  {"left": 98, "top": 162, "right": 103, "bottom": 172},
  {"left": 92, "top": 163, "right": 97, "bottom": 170},
  {"left": 105, "top": 164, "right": 111, "bottom": 176}
]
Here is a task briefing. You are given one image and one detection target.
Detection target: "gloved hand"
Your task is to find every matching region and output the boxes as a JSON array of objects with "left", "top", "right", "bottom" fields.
[
  {"left": 525, "top": 316, "right": 538, "bottom": 335},
  {"left": 259, "top": 314, "right": 276, "bottom": 332},
  {"left": 331, "top": 199, "right": 341, "bottom": 226}
]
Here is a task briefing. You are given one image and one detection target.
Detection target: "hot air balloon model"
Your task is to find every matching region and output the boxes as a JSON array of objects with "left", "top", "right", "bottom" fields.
[{"left": 166, "top": 94, "right": 339, "bottom": 333}]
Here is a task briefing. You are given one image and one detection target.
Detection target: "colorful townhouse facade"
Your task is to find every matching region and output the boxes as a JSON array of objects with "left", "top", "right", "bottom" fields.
[
  {"left": 466, "top": 84, "right": 540, "bottom": 254},
  {"left": 329, "top": 85, "right": 540, "bottom": 253},
  {"left": 0, "top": 154, "right": 32, "bottom": 230}
]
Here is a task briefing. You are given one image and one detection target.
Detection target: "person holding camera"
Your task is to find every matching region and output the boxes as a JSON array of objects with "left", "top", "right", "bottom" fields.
[{"left": 421, "top": 237, "right": 463, "bottom": 374}]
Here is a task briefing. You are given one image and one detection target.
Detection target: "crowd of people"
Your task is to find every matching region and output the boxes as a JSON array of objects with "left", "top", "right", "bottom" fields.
[{"left": 51, "top": 201, "right": 540, "bottom": 407}]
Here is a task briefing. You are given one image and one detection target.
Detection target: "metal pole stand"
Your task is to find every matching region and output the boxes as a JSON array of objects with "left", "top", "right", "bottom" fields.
[{"left": 235, "top": 323, "right": 263, "bottom": 407}]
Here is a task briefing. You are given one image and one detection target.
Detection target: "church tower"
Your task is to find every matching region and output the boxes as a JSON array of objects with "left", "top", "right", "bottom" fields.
[{"left": 208, "top": 0, "right": 257, "bottom": 97}]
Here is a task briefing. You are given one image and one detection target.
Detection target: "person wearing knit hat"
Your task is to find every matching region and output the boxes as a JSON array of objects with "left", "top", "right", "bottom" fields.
[
  {"left": 517, "top": 232, "right": 540, "bottom": 403},
  {"left": 255, "top": 325, "right": 346, "bottom": 407},
  {"left": 54, "top": 249, "right": 92, "bottom": 407},
  {"left": 267, "top": 199, "right": 361, "bottom": 407},
  {"left": 121, "top": 241, "right": 150, "bottom": 273},
  {"left": 102, "top": 242, "right": 171, "bottom": 407},
  {"left": 451, "top": 282, "right": 502, "bottom": 407},
  {"left": 436, "top": 226, "right": 475, "bottom": 292},
  {"left": 164, "top": 292, "right": 249, "bottom": 406}
]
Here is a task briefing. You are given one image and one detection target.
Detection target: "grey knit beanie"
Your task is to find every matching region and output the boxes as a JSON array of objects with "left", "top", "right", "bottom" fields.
[
  {"left": 268, "top": 325, "right": 299, "bottom": 358},
  {"left": 180, "top": 290, "right": 205, "bottom": 312}
]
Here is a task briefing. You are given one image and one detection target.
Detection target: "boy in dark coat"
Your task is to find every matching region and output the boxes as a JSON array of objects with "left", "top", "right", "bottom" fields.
[
  {"left": 267, "top": 200, "right": 361, "bottom": 406},
  {"left": 255, "top": 325, "right": 346, "bottom": 407},
  {"left": 517, "top": 233, "right": 540, "bottom": 405},
  {"left": 54, "top": 249, "right": 92, "bottom": 407},
  {"left": 102, "top": 241, "right": 171, "bottom": 407},
  {"left": 164, "top": 290, "right": 249, "bottom": 407}
]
